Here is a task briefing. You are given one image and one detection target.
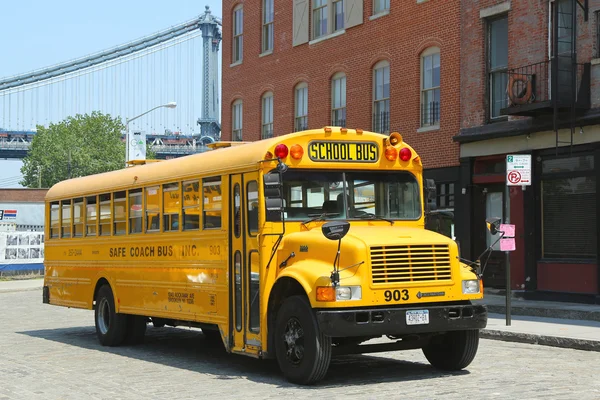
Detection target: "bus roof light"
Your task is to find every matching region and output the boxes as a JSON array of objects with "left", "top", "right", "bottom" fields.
[
  {"left": 400, "top": 147, "right": 412, "bottom": 162},
  {"left": 274, "top": 144, "right": 289, "bottom": 159},
  {"left": 389, "top": 132, "right": 403, "bottom": 145},
  {"left": 340, "top": 128, "right": 348, "bottom": 133},
  {"left": 324, "top": 127, "right": 332, "bottom": 133},
  {"left": 385, "top": 146, "right": 398, "bottom": 161},
  {"left": 290, "top": 144, "right": 304, "bottom": 160},
  {"left": 264, "top": 151, "right": 273, "bottom": 160}
]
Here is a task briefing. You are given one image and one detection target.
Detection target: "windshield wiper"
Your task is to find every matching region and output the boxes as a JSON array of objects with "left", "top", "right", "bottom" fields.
[
  {"left": 354, "top": 213, "right": 394, "bottom": 225},
  {"left": 301, "top": 212, "right": 340, "bottom": 227}
]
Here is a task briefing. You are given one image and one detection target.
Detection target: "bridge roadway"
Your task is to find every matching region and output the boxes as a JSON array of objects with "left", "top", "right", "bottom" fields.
[{"left": 1, "top": 288, "right": 599, "bottom": 399}]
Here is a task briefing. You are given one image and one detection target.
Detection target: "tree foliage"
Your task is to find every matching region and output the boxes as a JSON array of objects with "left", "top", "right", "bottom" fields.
[{"left": 21, "top": 112, "right": 133, "bottom": 188}]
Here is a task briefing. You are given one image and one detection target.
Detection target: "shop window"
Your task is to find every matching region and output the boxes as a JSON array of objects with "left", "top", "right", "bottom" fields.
[
  {"left": 183, "top": 180, "right": 200, "bottom": 230},
  {"left": 203, "top": 177, "right": 222, "bottom": 229},
  {"left": 163, "top": 183, "right": 181, "bottom": 232},
  {"left": 145, "top": 187, "right": 160, "bottom": 232},
  {"left": 86, "top": 196, "right": 97, "bottom": 236},
  {"left": 542, "top": 155, "right": 596, "bottom": 259}
]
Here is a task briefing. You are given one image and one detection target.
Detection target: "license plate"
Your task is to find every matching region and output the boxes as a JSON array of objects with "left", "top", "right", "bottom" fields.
[{"left": 406, "top": 310, "right": 429, "bottom": 325}]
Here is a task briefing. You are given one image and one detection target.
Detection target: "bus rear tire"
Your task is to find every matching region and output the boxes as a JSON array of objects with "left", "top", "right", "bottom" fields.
[
  {"left": 274, "top": 295, "right": 331, "bottom": 385},
  {"left": 94, "top": 284, "right": 127, "bottom": 347},
  {"left": 422, "top": 329, "right": 479, "bottom": 371},
  {"left": 125, "top": 315, "right": 147, "bottom": 345}
]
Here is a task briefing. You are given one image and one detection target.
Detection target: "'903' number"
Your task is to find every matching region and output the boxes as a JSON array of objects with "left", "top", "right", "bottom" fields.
[{"left": 384, "top": 289, "right": 409, "bottom": 302}]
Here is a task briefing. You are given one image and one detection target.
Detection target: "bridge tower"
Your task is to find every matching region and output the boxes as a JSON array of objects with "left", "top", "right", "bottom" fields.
[{"left": 197, "top": 6, "right": 222, "bottom": 142}]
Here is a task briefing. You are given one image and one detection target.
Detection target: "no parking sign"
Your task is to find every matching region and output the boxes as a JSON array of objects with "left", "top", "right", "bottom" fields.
[{"left": 506, "top": 155, "right": 531, "bottom": 186}]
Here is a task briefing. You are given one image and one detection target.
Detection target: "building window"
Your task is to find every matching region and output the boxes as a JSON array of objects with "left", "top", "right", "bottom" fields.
[
  {"left": 262, "top": 92, "right": 274, "bottom": 139},
  {"left": 333, "top": 0, "right": 344, "bottom": 31},
  {"left": 372, "top": 60, "right": 390, "bottom": 133},
  {"left": 313, "top": 0, "right": 328, "bottom": 39},
  {"left": 596, "top": 11, "right": 600, "bottom": 58},
  {"left": 488, "top": 16, "right": 508, "bottom": 119},
  {"left": 232, "top": 100, "right": 243, "bottom": 141},
  {"left": 541, "top": 154, "right": 596, "bottom": 259},
  {"left": 331, "top": 73, "right": 346, "bottom": 127},
  {"left": 294, "top": 83, "right": 308, "bottom": 132},
  {"left": 232, "top": 5, "right": 243, "bottom": 63},
  {"left": 374, "top": 0, "right": 390, "bottom": 14},
  {"left": 262, "top": 0, "right": 274, "bottom": 53},
  {"left": 421, "top": 48, "right": 440, "bottom": 127}
]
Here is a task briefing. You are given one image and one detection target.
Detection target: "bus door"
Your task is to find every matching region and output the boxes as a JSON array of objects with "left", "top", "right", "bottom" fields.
[{"left": 230, "top": 172, "right": 261, "bottom": 354}]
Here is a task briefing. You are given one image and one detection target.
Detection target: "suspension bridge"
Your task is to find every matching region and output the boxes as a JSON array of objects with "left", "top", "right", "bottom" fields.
[{"left": 0, "top": 6, "right": 221, "bottom": 160}]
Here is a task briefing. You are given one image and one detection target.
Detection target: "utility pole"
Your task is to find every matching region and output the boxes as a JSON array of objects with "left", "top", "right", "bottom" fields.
[{"left": 38, "top": 166, "right": 42, "bottom": 188}]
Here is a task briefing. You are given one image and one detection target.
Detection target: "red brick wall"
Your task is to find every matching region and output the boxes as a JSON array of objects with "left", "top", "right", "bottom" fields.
[
  {"left": 461, "top": 0, "right": 600, "bottom": 129},
  {"left": 221, "top": 0, "right": 461, "bottom": 169},
  {"left": 0, "top": 189, "right": 47, "bottom": 202}
]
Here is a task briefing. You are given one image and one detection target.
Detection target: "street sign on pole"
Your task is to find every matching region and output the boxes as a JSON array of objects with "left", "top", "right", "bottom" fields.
[{"left": 506, "top": 154, "right": 532, "bottom": 186}]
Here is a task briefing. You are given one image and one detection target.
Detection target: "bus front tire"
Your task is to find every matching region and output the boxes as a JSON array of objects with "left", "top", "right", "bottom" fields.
[
  {"left": 125, "top": 315, "right": 147, "bottom": 345},
  {"left": 422, "top": 329, "right": 479, "bottom": 371},
  {"left": 94, "top": 285, "right": 127, "bottom": 347},
  {"left": 274, "top": 295, "right": 332, "bottom": 385}
]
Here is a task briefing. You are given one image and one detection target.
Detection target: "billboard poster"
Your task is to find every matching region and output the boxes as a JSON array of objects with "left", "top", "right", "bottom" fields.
[{"left": 0, "top": 231, "right": 44, "bottom": 272}]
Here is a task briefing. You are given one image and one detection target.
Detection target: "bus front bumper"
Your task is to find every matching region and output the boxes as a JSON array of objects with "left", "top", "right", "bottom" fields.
[{"left": 316, "top": 304, "right": 487, "bottom": 337}]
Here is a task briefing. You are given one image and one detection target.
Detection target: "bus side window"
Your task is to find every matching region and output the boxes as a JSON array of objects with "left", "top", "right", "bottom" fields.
[
  {"left": 247, "top": 181, "right": 259, "bottom": 235},
  {"left": 163, "top": 182, "right": 181, "bottom": 232},
  {"left": 114, "top": 191, "right": 127, "bottom": 235},
  {"left": 72, "top": 198, "right": 84, "bottom": 237},
  {"left": 99, "top": 194, "right": 111, "bottom": 236},
  {"left": 86, "top": 196, "right": 97, "bottom": 236},
  {"left": 50, "top": 202, "right": 60, "bottom": 238},
  {"left": 182, "top": 180, "right": 200, "bottom": 230},
  {"left": 61, "top": 200, "right": 72, "bottom": 238},
  {"left": 129, "top": 189, "right": 143, "bottom": 234},
  {"left": 146, "top": 186, "right": 160, "bottom": 232},
  {"left": 203, "top": 177, "right": 222, "bottom": 229}
]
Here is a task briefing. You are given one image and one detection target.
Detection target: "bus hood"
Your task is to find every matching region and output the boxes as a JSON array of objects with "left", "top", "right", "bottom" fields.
[{"left": 343, "top": 225, "right": 453, "bottom": 247}]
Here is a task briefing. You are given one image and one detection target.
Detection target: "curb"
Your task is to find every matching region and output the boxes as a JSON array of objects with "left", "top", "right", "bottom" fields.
[
  {"left": 481, "top": 329, "right": 600, "bottom": 352},
  {"left": 0, "top": 286, "right": 42, "bottom": 294},
  {"left": 485, "top": 304, "right": 600, "bottom": 323}
]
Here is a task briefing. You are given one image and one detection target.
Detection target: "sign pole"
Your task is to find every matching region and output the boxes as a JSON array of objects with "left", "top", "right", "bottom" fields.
[{"left": 504, "top": 184, "right": 511, "bottom": 326}]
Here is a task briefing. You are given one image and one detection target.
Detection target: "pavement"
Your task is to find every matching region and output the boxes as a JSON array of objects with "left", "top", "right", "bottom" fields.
[{"left": 2, "top": 278, "right": 599, "bottom": 353}]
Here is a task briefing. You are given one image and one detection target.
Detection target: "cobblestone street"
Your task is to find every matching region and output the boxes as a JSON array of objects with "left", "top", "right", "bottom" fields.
[{"left": 1, "top": 289, "right": 599, "bottom": 400}]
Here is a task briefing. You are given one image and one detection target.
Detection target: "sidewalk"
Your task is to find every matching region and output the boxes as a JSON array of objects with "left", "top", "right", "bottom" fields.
[{"left": 1, "top": 279, "right": 599, "bottom": 352}]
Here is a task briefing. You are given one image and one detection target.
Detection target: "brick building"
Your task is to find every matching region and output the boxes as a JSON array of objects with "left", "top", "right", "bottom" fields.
[
  {"left": 455, "top": 0, "right": 600, "bottom": 300},
  {"left": 221, "top": 0, "right": 462, "bottom": 230}
]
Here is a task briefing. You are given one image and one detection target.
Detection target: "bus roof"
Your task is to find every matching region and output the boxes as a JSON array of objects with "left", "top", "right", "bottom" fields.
[{"left": 46, "top": 128, "right": 417, "bottom": 201}]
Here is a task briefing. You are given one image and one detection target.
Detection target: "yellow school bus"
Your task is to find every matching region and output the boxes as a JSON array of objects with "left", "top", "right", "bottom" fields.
[{"left": 43, "top": 127, "right": 487, "bottom": 384}]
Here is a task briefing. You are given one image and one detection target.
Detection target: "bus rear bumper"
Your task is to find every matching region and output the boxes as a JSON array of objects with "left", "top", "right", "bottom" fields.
[{"left": 316, "top": 304, "right": 487, "bottom": 337}]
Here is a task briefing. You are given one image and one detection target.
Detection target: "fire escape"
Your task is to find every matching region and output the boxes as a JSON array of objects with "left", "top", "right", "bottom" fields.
[{"left": 500, "top": 0, "right": 590, "bottom": 154}]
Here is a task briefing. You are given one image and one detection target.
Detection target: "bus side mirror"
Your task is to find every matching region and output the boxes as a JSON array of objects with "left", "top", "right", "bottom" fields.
[
  {"left": 425, "top": 179, "right": 437, "bottom": 211},
  {"left": 264, "top": 172, "right": 284, "bottom": 222},
  {"left": 486, "top": 217, "right": 501, "bottom": 235}
]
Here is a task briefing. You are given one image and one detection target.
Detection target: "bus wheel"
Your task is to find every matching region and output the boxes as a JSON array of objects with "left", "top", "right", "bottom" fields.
[
  {"left": 94, "top": 285, "right": 127, "bottom": 346},
  {"left": 422, "top": 329, "right": 479, "bottom": 371},
  {"left": 125, "top": 315, "right": 147, "bottom": 345},
  {"left": 274, "top": 295, "right": 331, "bottom": 385}
]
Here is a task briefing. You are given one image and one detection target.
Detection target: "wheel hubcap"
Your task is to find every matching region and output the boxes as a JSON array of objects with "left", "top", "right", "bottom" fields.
[
  {"left": 283, "top": 317, "right": 305, "bottom": 365},
  {"left": 97, "top": 298, "right": 110, "bottom": 335}
]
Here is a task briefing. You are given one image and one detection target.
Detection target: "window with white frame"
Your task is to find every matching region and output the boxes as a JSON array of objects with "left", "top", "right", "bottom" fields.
[
  {"left": 232, "top": 5, "right": 243, "bottom": 63},
  {"left": 421, "top": 48, "right": 440, "bottom": 127},
  {"left": 374, "top": 0, "right": 390, "bottom": 14},
  {"left": 232, "top": 100, "right": 243, "bottom": 141},
  {"left": 333, "top": 0, "right": 344, "bottom": 31},
  {"left": 313, "top": 0, "right": 328, "bottom": 39},
  {"left": 331, "top": 73, "right": 346, "bottom": 127},
  {"left": 295, "top": 83, "right": 308, "bottom": 132},
  {"left": 262, "top": 0, "right": 274, "bottom": 53},
  {"left": 373, "top": 60, "right": 390, "bottom": 133},
  {"left": 488, "top": 16, "right": 508, "bottom": 119},
  {"left": 262, "top": 92, "right": 274, "bottom": 139}
]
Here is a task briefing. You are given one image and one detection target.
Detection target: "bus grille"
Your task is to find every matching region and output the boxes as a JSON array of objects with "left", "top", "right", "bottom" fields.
[{"left": 370, "top": 244, "right": 452, "bottom": 284}]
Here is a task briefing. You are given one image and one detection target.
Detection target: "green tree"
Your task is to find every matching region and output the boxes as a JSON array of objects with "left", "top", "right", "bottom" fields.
[{"left": 21, "top": 112, "right": 154, "bottom": 188}]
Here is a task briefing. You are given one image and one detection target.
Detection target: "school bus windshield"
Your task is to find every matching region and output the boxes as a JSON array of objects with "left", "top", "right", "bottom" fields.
[{"left": 282, "top": 169, "right": 421, "bottom": 221}]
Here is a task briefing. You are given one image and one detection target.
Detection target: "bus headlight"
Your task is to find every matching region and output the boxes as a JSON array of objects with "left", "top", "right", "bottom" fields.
[
  {"left": 462, "top": 280, "right": 480, "bottom": 294},
  {"left": 336, "top": 286, "right": 362, "bottom": 301}
]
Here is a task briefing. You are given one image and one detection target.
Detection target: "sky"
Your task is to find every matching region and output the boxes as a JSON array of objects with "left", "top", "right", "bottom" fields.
[{"left": 0, "top": 0, "right": 222, "bottom": 187}]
